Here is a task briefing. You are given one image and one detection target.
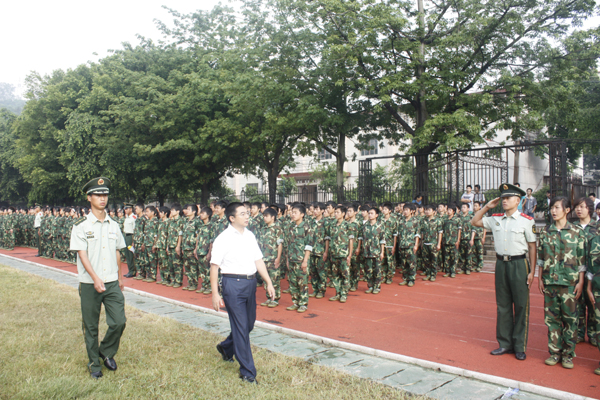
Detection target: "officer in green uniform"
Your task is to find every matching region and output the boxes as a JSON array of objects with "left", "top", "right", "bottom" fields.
[
  {"left": 69, "top": 177, "right": 127, "bottom": 379},
  {"left": 471, "top": 183, "right": 537, "bottom": 361}
]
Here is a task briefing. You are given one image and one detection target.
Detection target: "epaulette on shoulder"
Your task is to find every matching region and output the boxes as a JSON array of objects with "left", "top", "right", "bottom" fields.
[
  {"left": 74, "top": 216, "right": 87, "bottom": 226},
  {"left": 520, "top": 213, "right": 533, "bottom": 220},
  {"left": 492, "top": 213, "right": 504, "bottom": 217}
]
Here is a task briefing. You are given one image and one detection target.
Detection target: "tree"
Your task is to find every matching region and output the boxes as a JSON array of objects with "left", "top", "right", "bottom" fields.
[
  {"left": 279, "top": 0, "right": 599, "bottom": 195},
  {"left": 0, "top": 108, "right": 30, "bottom": 203},
  {"left": 0, "top": 83, "right": 26, "bottom": 115}
]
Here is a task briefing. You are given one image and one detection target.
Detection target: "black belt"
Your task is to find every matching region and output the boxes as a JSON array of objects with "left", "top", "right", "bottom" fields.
[
  {"left": 496, "top": 254, "right": 526, "bottom": 262},
  {"left": 222, "top": 273, "right": 256, "bottom": 280},
  {"left": 125, "top": 233, "right": 133, "bottom": 236}
]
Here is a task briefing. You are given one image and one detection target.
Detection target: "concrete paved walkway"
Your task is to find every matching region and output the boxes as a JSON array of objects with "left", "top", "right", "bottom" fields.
[{"left": 2, "top": 254, "right": 593, "bottom": 400}]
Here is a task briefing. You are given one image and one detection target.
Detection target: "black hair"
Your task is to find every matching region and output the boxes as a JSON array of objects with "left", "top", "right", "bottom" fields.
[
  {"left": 145, "top": 205, "right": 158, "bottom": 217},
  {"left": 549, "top": 196, "right": 571, "bottom": 212},
  {"left": 315, "top": 202, "right": 326, "bottom": 210},
  {"left": 159, "top": 206, "right": 170, "bottom": 215},
  {"left": 263, "top": 207, "right": 277, "bottom": 218},
  {"left": 326, "top": 201, "right": 337, "bottom": 208},
  {"left": 382, "top": 202, "right": 393, "bottom": 211},
  {"left": 527, "top": 188, "right": 533, "bottom": 192},
  {"left": 200, "top": 206, "right": 213, "bottom": 218},
  {"left": 243, "top": 201, "right": 251, "bottom": 207},
  {"left": 347, "top": 203, "right": 357, "bottom": 212},
  {"left": 514, "top": 182, "right": 520, "bottom": 187},
  {"left": 369, "top": 207, "right": 380, "bottom": 215},
  {"left": 360, "top": 204, "right": 371, "bottom": 212},
  {"left": 184, "top": 203, "right": 198, "bottom": 216},
  {"left": 215, "top": 200, "right": 227, "bottom": 209},
  {"left": 474, "top": 184, "right": 480, "bottom": 189},
  {"left": 251, "top": 202, "right": 261, "bottom": 208},
  {"left": 135, "top": 203, "right": 144, "bottom": 211},
  {"left": 335, "top": 205, "right": 347, "bottom": 215},
  {"left": 473, "top": 201, "right": 482, "bottom": 206},
  {"left": 292, "top": 204, "right": 306, "bottom": 215},
  {"left": 225, "top": 202, "right": 244, "bottom": 223},
  {"left": 261, "top": 201, "right": 269, "bottom": 208},
  {"left": 404, "top": 203, "right": 416, "bottom": 211},
  {"left": 460, "top": 202, "right": 470, "bottom": 209},
  {"left": 573, "top": 197, "right": 594, "bottom": 217},
  {"left": 466, "top": 184, "right": 472, "bottom": 189},
  {"left": 415, "top": 193, "right": 423, "bottom": 200},
  {"left": 447, "top": 202, "right": 457, "bottom": 211},
  {"left": 589, "top": 193, "right": 597, "bottom": 198},
  {"left": 424, "top": 204, "right": 436, "bottom": 211},
  {"left": 170, "top": 202, "right": 182, "bottom": 212}
]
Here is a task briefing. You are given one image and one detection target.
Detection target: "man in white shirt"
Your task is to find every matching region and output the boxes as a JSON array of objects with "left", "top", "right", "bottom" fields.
[
  {"left": 461, "top": 185, "right": 475, "bottom": 211},
  {"left": 122, "top": 203, "right": 136, "bottom": 277},
  {"left": 210, "top": 202, "right": 275, "bottom": 384},
  {"left": 34, "top": 204, "right": 43, "bottom": 256}
]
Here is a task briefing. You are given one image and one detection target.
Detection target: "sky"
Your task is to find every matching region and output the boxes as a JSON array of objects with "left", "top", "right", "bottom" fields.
[
  {"left": 1, "top": 1, "right": 598, "bottom": 98},
  {"left": 0, "top": 0, "right": 226, "bottom": 97}
]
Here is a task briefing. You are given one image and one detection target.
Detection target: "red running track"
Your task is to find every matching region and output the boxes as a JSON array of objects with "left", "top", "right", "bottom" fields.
[{"left": 3, "top": 247, "right": 599, "bottom": 398}]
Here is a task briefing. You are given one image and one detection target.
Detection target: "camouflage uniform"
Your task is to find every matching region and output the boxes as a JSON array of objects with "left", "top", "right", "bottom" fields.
[
  {"left": 309, "top": 217, "right": 328, "bottom": 296},
  {"left": 347, "top": 219, "right": 361, "bottom": 290},
  {"left": 326, "top": 220, "right": 356, "bottom": 299},
  {"left": 155, "top": 218, "right": 169, "bottom": 283},
  {"left": 258, "top": 222, "right": 284, "bottom": 301},
  {"left": 415, "top": 215, "right": 425, "bottom": 273},
  {"left": 323, "top": 216, "right": 336, "bottom": 285},
  {"left": 442, "top": 215, "right": 461, "bottom": 276},
  {"left": 575, "top": 220, "right": 598, "bottom": 345},
  {"left": 397, "top": 216, "right": 419, "bottom": 284},
  {"left": 117, "top": 215, "right": 126, "bottom": 263},
  {"left": 132, "top": 215, "right": 146, "bottom": 277},
  {"left": 182, "top": 216, "right": 200, "bottom": 289},
  {"left": 471, "top": 225, "right": 485, "bottom": 272},
  {"left": 437, "top": 214, "right": 449, "bottom": 273},
  {"left": 419, "top": 217, "right": 443, "bottom": 280},
  {"left": 538, "top": 222, "right": 586, "bottom": 360},
  {"left": 458, "top": 214, "right": 473, "bottom": 273},
  {"left": 248, "top": 213, "right": 264, "bottom": 237},
  {"left": 166, "top": 216, "right": 184, "bottom": 286},
  {"left": 143, "top": 218, "right": 159, "bottom": 281},
  {"left": 195, "top": 219, "right": 213, "bottom": 292},
  {"left": 585, "top": 225, "right": 600, "bottom": 358},
  {"left": 4, "top": 214, "right": 15, "bottom": 250},
  {"left": 380, "top": 215, "right": 398, "bottom": 283},
  {"left": 285, "top": 221, "right": 313, "bottom": 308},
  {"left": 359, "top": 221, "right": 385, "bottom": 291}
]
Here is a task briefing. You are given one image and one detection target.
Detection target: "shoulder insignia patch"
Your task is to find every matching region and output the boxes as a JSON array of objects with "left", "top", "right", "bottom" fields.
[
  {"left": 532, "top": 225, "right": 537, "bottom": 234},
  {"left": 74, "top": 217, "right": 87, "bottom": 226},
  {"left": 492, "top": 213, "right": 504, "bottom": 217},
  {"left": 520, "top": 213, "right": 533, "bottom": 220}
]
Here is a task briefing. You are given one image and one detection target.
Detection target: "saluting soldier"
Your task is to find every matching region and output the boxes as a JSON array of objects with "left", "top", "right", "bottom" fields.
[
  {"left": 69, "top": 177, "right": 127, "bottom": 379},
  {"left": 471, "top": 183, "right": 537, "bottom": 361}
]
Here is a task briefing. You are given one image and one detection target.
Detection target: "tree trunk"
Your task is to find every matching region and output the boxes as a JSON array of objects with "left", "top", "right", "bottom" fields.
[
  {"left": 336, "top": 132, "right": 346, "bottom": 202},
  {"left": 157, "top": 191, "right": 165, "bottom": 207},
  {"left": 200, "top": 182, "right": 210, "bottom": 205},
  {"left": 267, "top": 158, "right": 279, "bottom": 204}
]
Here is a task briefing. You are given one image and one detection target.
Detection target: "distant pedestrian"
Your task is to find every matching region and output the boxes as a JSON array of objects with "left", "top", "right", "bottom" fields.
[
  {"left": 523, "top": 188, "right": 537, "bottom": 218},
  {"left": 473, "top": 185, "right": 486, "bottom": 204},
  {"left": 461, "top": 185, "right": 475, "bottom": 211}
]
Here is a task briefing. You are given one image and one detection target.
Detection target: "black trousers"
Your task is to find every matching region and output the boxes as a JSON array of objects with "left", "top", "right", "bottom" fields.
[{"left": 220, "top": 276, "right": 257, "bottom": 378}]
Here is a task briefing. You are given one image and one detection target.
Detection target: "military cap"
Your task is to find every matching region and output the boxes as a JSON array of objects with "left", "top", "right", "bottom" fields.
[
  {"left": 123, "top": 202, "right": 133, "bottom": 209},
  {"left": 498, "top": 183, "right": 526, "bottom": 198},
  {"left": 82, "top": 177, "right": 110, "bottom": 195}
]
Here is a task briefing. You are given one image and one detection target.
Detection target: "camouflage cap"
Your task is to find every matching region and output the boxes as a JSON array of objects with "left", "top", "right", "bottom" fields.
[
  {"left": 499, "top": 183, "right": 526, "bottom": 198},
  {"left": 83, "top": 177, "right": 110, "bottom": 195}
]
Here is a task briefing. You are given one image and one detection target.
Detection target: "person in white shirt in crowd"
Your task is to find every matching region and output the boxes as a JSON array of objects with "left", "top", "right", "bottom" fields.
[{"left": 461, "top": 185, "right": 475, "bottom": 212}]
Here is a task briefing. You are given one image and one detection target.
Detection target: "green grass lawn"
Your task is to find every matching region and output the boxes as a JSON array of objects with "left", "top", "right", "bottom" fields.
[{"left": 0, "top": 265, "right": 426, "bottom": 400}]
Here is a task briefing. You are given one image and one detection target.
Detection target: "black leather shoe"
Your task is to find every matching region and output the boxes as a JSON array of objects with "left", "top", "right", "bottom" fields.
[
  {"left": 90, "top": 371, "right": 103, "bottom": 379},
  {"left": 99, "top": 352, "right": 117, "bottom": 371},
  {"left": 123, "top": 273, "right": 134, "bottom": 278},
  {"left": 240, "top": 375, "right": 258, "bottom": 384},
  {"left": 490, "top": 347, "right": 514, "bottom": 356},
  {"left": 34, "top": 254, "right": 41, "bottom": 257},
  {"left": 216, "top": 344, "right": 234, "bottom": 362},
  {"left": 515, "top": 352, "right": 526, "bottom": 361}
]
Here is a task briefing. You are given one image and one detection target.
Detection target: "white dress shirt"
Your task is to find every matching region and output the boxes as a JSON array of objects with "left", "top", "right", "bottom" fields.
[{"left": 210, "top": 225, "right": 263, "bottom": 275}]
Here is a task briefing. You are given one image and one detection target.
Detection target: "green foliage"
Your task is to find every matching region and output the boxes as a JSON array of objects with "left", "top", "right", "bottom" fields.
[
  {"left": 277, "top": 177, "right": 298, "bottom": 198},
  {"left": 311, "top": 163, "right": 344, "bottom": 193},
  {"left": 0, "top": 83, "right": 26, "bottom": 115}
]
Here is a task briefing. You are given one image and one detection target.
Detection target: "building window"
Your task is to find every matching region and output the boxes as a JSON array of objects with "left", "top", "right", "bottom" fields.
[
  {"left": 361, "top": 139, "right": 378, "bottom": 156},
  {"left": 318, "top": 148, "right": 333, "bottom": 160},
  {"left": 246, "top": 183, "right": 259, "bottom": 191}
]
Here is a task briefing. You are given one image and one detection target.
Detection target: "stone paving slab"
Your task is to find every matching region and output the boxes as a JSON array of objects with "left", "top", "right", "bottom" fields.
[{"left": 3, "top": 255, "right": 588, "bottom": 400}]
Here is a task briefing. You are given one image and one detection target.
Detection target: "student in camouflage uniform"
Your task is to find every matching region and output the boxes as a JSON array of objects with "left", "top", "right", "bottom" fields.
[
  {"left": 132, "top": 203, "right": 146, "bottom": 279},
  {"left": 538, "top": 197, "right": 587, "bottom": 369},
  {"left": 380, "top": 203, "right": 398, "bottom": 284},
  {"left": 584, "top": 215, "right": 600, "bottom": 375},
  {"left": 355, "top": 205, "right": 371, "bottom": 282},
  {"left": 573, "top": 197, "right": 598, "bottom": 346},
  {"left": 194, "top": 206, "right": 214, "bottom": 294},
  {"left": 308, "top": 203, "right": 328, "bottom": 298},
  {"left": 141, "top": 206, "right": 159, "bottom": 282},
  {"left": 155, "top": 206, "right": 170, "bottom": 284},
  {"left": 181, "top": 204, "right": 200, "bottom": 290},
  {"left": 166, "top": 203, "right": 184, "bottom": 288},
  {"left": 323, "top": 201, "right": 337, "bottom": 287},
  {"left": 419, "top": 204, "right": 443, "bottom": 282},
  {"left": 396, "top": 203, "right": 420, "bottom": 287},
  {"left": 470, "top": 201, "right": 486, "bottom": 272},
  {"left": 248, "top": 202, "right": 263, "bottom": 236},
  {"left": 258, "top": 207, "right": 283, "bottom": 307},
  {"left": 345, "top": 204, "right": 361, "bottom": 292},
  {"left": 4, "top": 207, "right": 16, "bottom": 250},
  {"left": 116, "top": 208, "right": 126, "bottom": 264},
  {"left": 457, "top": 203, "right": 473, "bottom": 274},
  {"left": 212, "top": 201, "right": 229, "bottom": 240},
  {"left": 358, "top": 207, "right": 386, "bottom": 294},
  {"left": 442, "top": 203, "right": 461, "bottom": 278},
  {"left": 284, "top": 204, "right": 313, "bottom": 313},
  {"left": 415, "top": 204, "right": 426, "bottom": 275},
  {"left": 325, "top": 205, "right": 355, "bottom": 303},
  {"left": 436, "top": 204, "right": 448, "bottom": 275}
]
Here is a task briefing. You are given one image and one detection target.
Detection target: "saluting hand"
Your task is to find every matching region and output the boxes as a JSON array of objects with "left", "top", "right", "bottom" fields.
[{"left": 485, "top": 197, "right": 501, "bottom": 210}]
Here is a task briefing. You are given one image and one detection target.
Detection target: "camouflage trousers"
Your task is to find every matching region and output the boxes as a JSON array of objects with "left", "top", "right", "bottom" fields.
[
  {"left": 145, "top": 247, "right": 157, "bottom": 280},
  {"left": 397, "top": 247, "right": 416, "bottom": 283},
  {"left": 421, "top": 245, "right": 438, "bottom": 279},
  {"left": 135, "top": 247, "right": 148, "bottom": 278},
  {"left": 437, "top": 246, "right": 445, "bottom": 273},
  {"left": 264, "top": 260, "right": 280, "bottom": 301},
  {"left": 167, "top": 249, "right": 183, "bottom": 284},
  {"left": 349, "top": 255, "right": 360, "bottom": 289},
  {"left": 577, "top": 280, "right": 597, "bottom": 341},
  {"left": 4, "top": 230, "right": 15, "bottom": 250},
  {"left": 470, "top": 239, "right": 484, "bottom": 271},
  {"left": 197, "top": 253, "right": 210, "bottom": 290},
  {"left": 364, "top": 257, "right": 382, "bottom": 290},
  {"left": 157, "top": 249, "right": 169, "bottom": 282},
  {"left": 331, "top": 257, "right": 350, "bottom": 297},
  {"left": 443, "top": 244, "right": 458, "bottom": 275},
  {"left": 544, "top": 284, "right": 578, "bottom": 358},
  {"left": 593, "top": 289, "right": 600, "bottom": 351},
  {"left": 381, "top": 247, "right": 396, "bottom": 281},
  {"left": 183, "top": 250, "right": 198, "bottom": 287},
  {"left": 416, "top": 247, "right": 424, "bottom": 272},
  {"left": 42, "top": 236, "right": 52, "bottom": 257},
  {"left": 309, "top": 254, "right": 327, "bottom": 295},
  {"left": 457, "top": 240, "right": 472, "bottom": 272},
  {"left": 288, "top": 261, "right": 308, "bottom": 307}
]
